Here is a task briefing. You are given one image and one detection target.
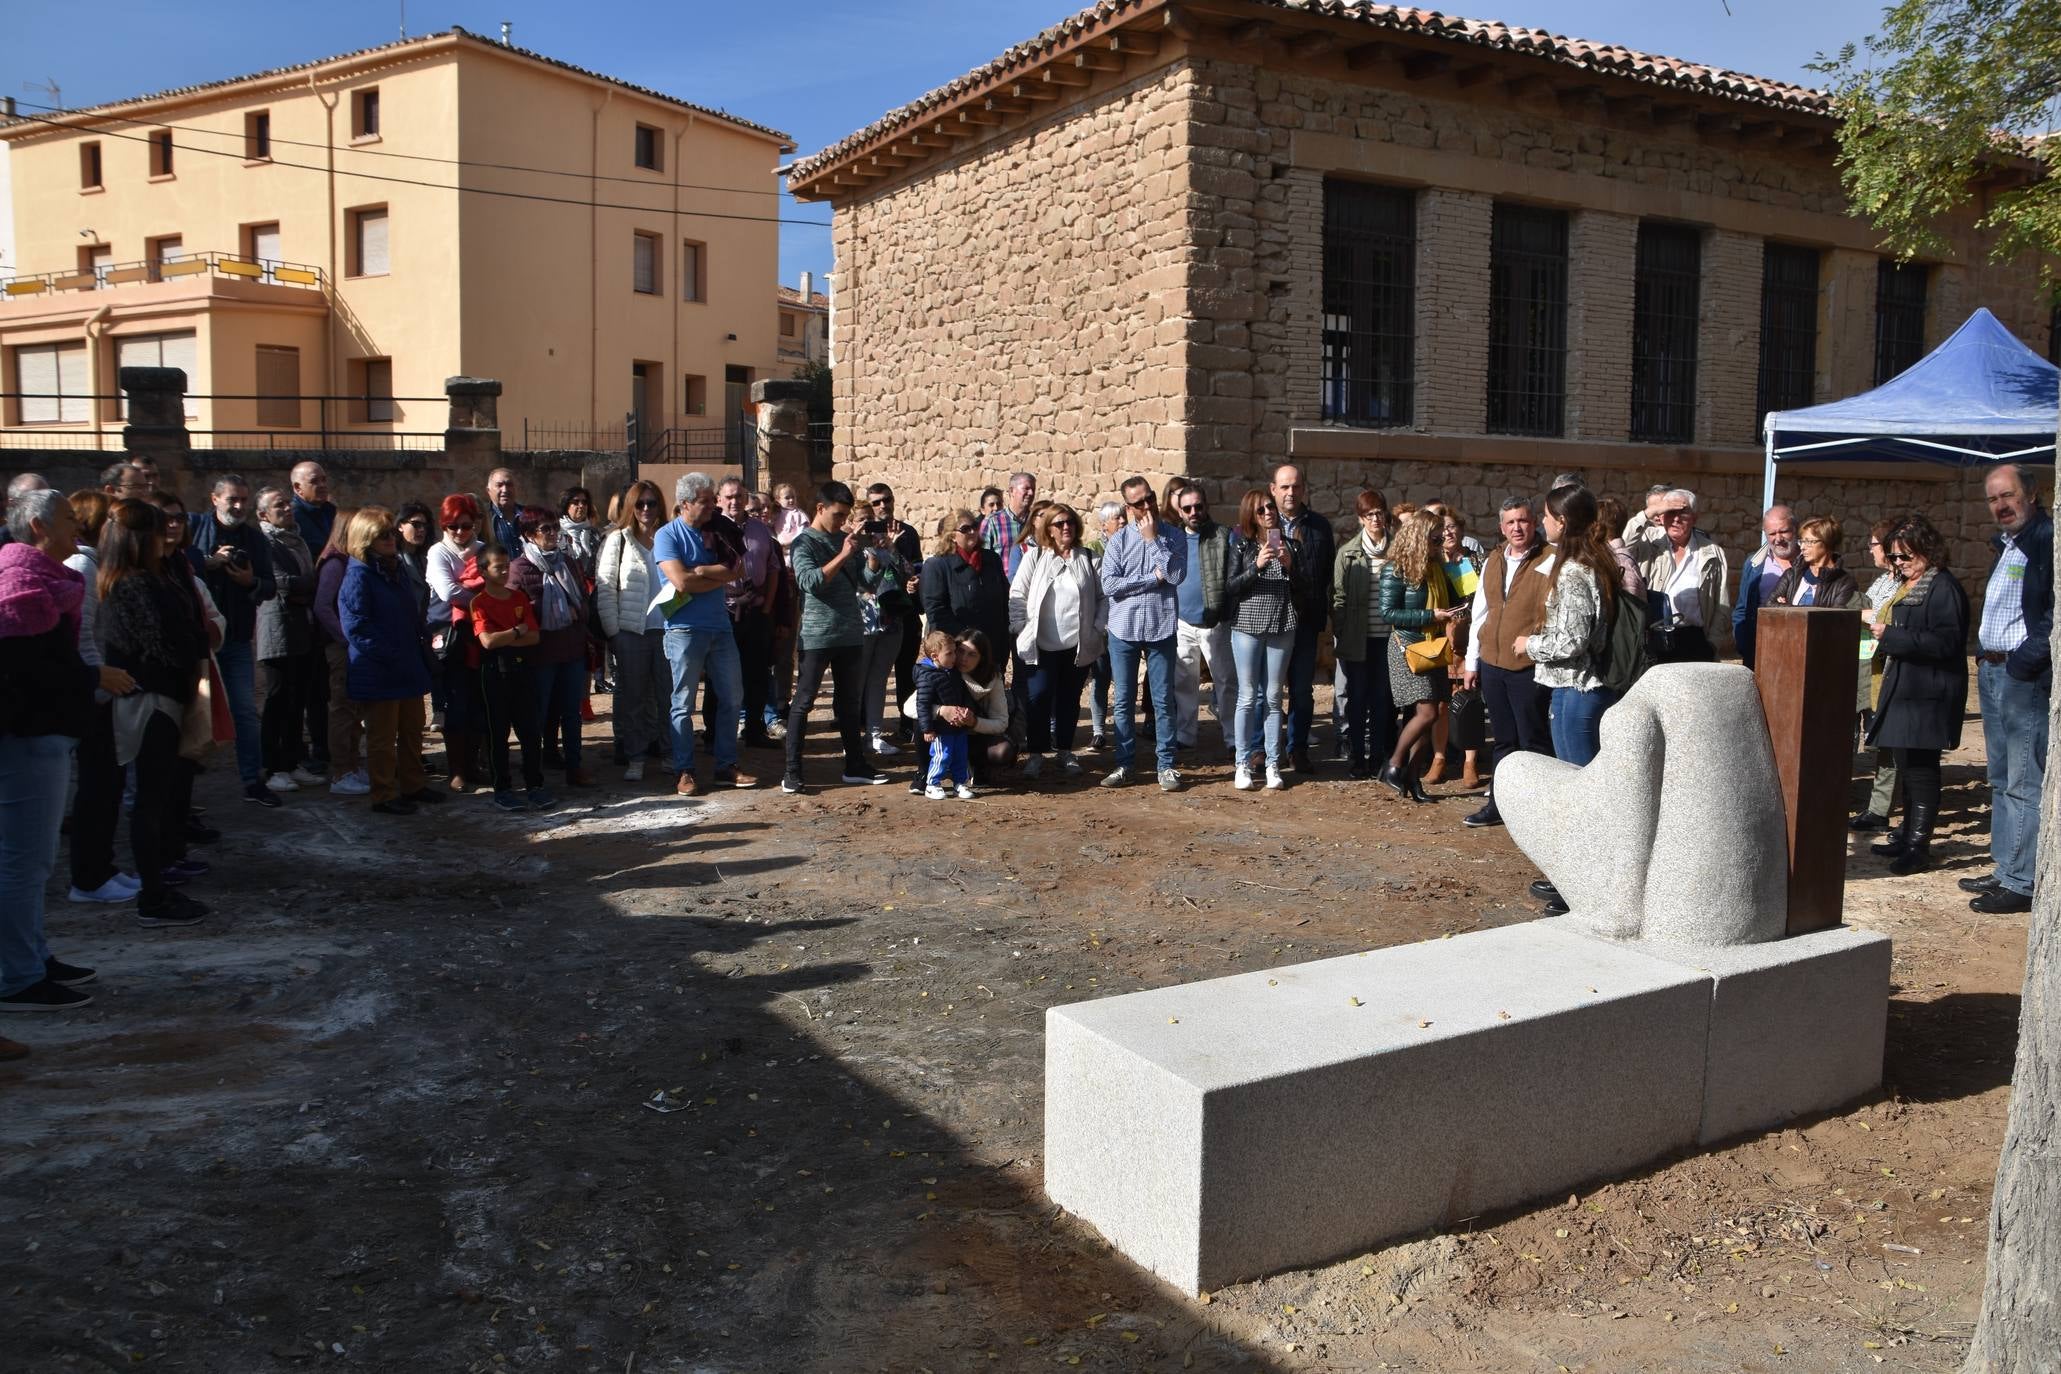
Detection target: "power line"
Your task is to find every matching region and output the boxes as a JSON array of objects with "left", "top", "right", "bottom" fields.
[
  {"left": 9, "top": 97, "right": 800, "bottom": 200},
  {"left": 6, "top": 109, "right": 832, "bottom": 228}
]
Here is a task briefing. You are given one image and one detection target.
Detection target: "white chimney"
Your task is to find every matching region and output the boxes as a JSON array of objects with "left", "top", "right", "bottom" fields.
[
  {"left": 799, "top": 270, "right": 813, "bottom": 301},
  {"left": 500, "top": 21, "right": 513, "bottom": 45}
]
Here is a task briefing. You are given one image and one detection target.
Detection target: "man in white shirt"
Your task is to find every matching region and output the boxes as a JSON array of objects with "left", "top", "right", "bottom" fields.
[
  {"left": 1628, "top": 488, "right": 1730, "bottom": 662},
  {"left": 1965, "top": 464, "right": 2051, "bottom": 914}
]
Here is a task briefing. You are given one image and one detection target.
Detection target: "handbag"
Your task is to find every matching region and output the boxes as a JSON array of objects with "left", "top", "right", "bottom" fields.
[{"left": 1403, "top": 565, "right": 1454, "bottom": 674}]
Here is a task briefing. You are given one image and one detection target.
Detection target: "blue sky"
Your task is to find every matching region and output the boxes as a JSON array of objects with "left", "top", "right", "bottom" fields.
[{"left": 9, "top": 0, "right": 1897, "bottom": 284}]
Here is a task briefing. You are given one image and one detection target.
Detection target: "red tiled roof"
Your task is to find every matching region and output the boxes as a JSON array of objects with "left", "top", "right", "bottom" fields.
[
  {"left": 778, "top": 285, "right": 830, "bottom": 309},
  {"left": 787, "top": 0, "right": 1830, "bottom": 185},
  {"left": 0, "top": 27, "right": 793, "bottom": 147}
]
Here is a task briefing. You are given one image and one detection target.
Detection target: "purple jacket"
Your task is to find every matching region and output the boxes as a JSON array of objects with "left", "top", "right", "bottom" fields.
[{"left": 314, "top": 549, "right": 349, "bottom": 645}]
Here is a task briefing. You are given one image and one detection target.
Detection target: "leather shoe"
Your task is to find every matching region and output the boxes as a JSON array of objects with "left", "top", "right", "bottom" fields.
[
  {"left": 1376, "top": 762, "right": 1411, "bottom": 800},
  {"left": 1542, "top": 897, "right": 1570, "bottom": 916},
  {"left": 1529, "top": 878, "right": 1561, "bottom": 903},
  {"left": 1291, "top": 748, "right": 1316, "bottom": 774},
  {"left": 1957, "top": 872, "right": 2002, "bottom": 894},
  {"left": 1847, "top": 812, "right": 1888, "bottom": 832},
  {"left": 1969, "top": 887, "right": 2033, "bottom": 915},
  {"left": 1462, "top": 800, "right": 1503, "bottom": 829}
]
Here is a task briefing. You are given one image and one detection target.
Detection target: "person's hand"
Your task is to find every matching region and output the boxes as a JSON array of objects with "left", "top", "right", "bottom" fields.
[
  {"left": 1462, "top": 668, "right": 1479, "bottom": 692},
  {"left": 903, "top": 576, "right": 920, "bottom": 595},
  {"left": 98, "top": 666, "right": 136, "bottom": 696},
  {"left": 1512, "top": 633, "right": 1528, "bottom": 655},
  {"left": 1871, "top": 621, "right": 1887, "bottom": 640},
  {"left": 924, "top": 731, "right": 937, "bottom": 743},
  {"left": 1256, "top": 541, "right": 1279, "bottom": 568}
]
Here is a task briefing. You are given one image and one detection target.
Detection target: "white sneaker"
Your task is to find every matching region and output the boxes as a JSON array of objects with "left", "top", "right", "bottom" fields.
[
  {"left": 1056, "top": 751, "right": 1083, "bottom": 776},
  {"left": 1265, "top": 766, "right": 1286, "bottom": 791},
  {"left": 265, "top": 771, "right": 299, "bottom": 793},
  {"left": 624, "top": 760, "right": 645, "bottom": 782},
  {"left": 350, "top": 768, "right": 370, "bottom": 786},
  {"left": 955, "top": 783, "right": 977, "bottom": 800},
  {"left": 330, "top": 773, "right": 371, "bottom": 796},
  {"left": 111, "top": 871, "right": 142, "bottom": 893},
  {"left": 1099, "top": 767, "right": 1132, "bottom": 788},
  {"left": 1234, "top": 766, "right": 1255, "bottom": 791},
  {"left": 1022, "top": 754, "right": 1044, "bottom": 780},
  {"left": 924, "top": 784, "right": 949, "bottom": 800},
  {"left": 871, "top": 733, "right": 900, "bottom": 758},
  {"left": 765, "top": 720, "right": 788, "bottom": 740},
  {"left": 68, "top": 877, "right": 137, "bottom": 905},
  {"left": 289, "top": 765, "right": 327, "bottom": 786}
]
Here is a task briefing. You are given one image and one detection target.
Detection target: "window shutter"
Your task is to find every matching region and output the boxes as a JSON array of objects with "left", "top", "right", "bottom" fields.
[
  {"left": 634, "top": 235, "right": 656, "bottom": 294},
  {"left": 681, "top": 242, "right": 701, "bottom": 301},
  {"left": 357, "top": 210, "right": 389, "bottom": 276},
  {"left": 252, "top": 225, "right": 281, "bottom": 267},
  {"left": 256, "top": 346, "right": 301, "bottom": 428},
  {"left": 366, "top": 359, "right": 394, "bottom": 422},
  {"left": 18, "top": 345, "right": 60, "bottom": 423},
  {"left": 161, "top": 333, "right": 199, "bottom": 416}
]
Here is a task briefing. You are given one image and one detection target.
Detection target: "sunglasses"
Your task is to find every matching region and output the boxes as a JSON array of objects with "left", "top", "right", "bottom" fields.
[
  {"left": 1660, "top": 509, "right": 1693, "bottom": 521},
  {"left": 635, "top": 500, "right": 663, "bottom": 511},
  {"left": 446, "top": 521, "right": 475, "bottom": 532},
  {"left": 1889, "top": 553, "right": 1914, "bottom": 564},
  {"left": 1178, "top": 504, "right": 1205, "bottom": 515},
  {"left": 955, "top": 523, "right": 979, "bottom": 535},
  {"left": 535, "top": 525, "right": 560, "bottom": 535},
  {"left": 1051, "top": 520, "right": 1078, "bottom": 531},
  {"left": 869, "top": 497, "right": 892, "bottom": 507},
  {"left": 1126, "top": 497, "right": 1153, "bottom": 509},
  {"left": 400, "top": 518, "right": 428, "bottom": 529},
  {"left": 375, "top": 528, "right": 397, "bottom": 539}
]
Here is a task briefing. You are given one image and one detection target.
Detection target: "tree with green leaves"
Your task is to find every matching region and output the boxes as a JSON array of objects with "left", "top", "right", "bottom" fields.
[{"left": 1821, "top": 5, "right": 2058, "bottom": 1369}]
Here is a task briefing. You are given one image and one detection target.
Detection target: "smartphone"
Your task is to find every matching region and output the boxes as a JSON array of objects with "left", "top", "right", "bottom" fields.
[{"left": 1265, "top": 528, "right": 1283, "bottom": 553}]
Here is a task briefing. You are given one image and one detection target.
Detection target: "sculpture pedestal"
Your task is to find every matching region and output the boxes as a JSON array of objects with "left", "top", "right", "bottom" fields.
[{"left": 1043, "top": 920, "right": 1888, "bottom": 1293}]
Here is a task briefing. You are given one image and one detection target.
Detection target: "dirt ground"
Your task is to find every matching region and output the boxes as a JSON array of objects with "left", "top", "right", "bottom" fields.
[{"left": 0, "top": 689, "right": 2025, "bottom": 1373}]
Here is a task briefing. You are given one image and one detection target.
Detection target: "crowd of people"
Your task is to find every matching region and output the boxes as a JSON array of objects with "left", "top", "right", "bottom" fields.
[{"left": 0, "top": 455, "right": 2046, "bottom": 1026}]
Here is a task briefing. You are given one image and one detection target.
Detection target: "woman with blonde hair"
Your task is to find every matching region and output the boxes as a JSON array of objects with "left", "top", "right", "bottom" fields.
[
  {"left": 311, "top": 507, "right": 366, "bottom": 794},
  {"left": 1225, "top": 487, "right": 1307, "bottom": 790},
  {"left": 920, "top": 508, "right": 1009, "bottom": 649},
  {"left": 1008, "top": 501, "right": 1104, "bottom": 779},
  {"left": 62, "top": 489, "right": 141, "bottom": 905},
  {"left": 595, "top": 478, "right": 670, "bottom": 780},
  {"left": 339, "top": 507, "right": 439, "bottom": 815},
  {"left": 1377, "top": 508, "right": 1465, "bottom": 801}
]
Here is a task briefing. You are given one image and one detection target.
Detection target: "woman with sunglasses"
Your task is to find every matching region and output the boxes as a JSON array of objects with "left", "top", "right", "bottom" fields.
[
  {"left": 312, "top": 507, "right": 367, "bottom": 794},
  {"left": 509, "top": 505, "right": 594, "bottom": 789},
  {"left": 1863, "top": 516, "right": 1969, "bottom": 875},
  {"left": 1330, "top": 489, "right": 1393, "bottom": 779},
  {"left": 339, "top": 507, "right": 440, "bottom": 815},
  {"left": 596, "top": 480, "right": 670, "bottom": 781},
  {"left": 1007, "top": 502, "right": 1103, "bottom": 780},
  {"left": 1226, "top": 489, "right": 1308, "bottom": 791},
  {"left": 920, "top": 509, "right": 1010, "bottom": 652},
  {"left": 428, "top": 495, "right": 485, "bottom": 790},
  {"left": 1849, "top": 518, "right": 1904, "bottom": 833}
]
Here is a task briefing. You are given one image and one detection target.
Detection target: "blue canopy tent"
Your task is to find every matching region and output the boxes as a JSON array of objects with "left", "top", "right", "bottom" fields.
[{"left": 1761, "top": 307, "right": 2058, "bottom": 510}]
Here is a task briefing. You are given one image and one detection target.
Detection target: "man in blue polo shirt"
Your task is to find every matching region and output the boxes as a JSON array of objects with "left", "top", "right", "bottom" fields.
[{"left": 653, "top": 472, "right": 754, "bottom": 797}]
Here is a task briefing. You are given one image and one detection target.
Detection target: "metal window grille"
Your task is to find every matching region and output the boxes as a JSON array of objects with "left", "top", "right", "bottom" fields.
[
  {"left": 1486, "top": 203, "right": 1568, "bottom": 437},
  {"left": 2048, "top": 300, "right": 2060, "bottom": 367},
  {"left": 1874, "top": 260, "right": 1927, "bottom": 385},
  {"left": 1755, "top": 243, "right": 1820, "bottom": 437},
  {"left": 1629, "top": 223, "right": 1702, "bottom": 444},
  {"left": 1320, "top": 180, "right": 1415, "bottom": 427}
]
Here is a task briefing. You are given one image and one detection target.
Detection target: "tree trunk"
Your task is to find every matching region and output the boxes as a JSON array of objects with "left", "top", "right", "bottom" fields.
[{"left": 1961, "top": 464, "right": 2061, "bottom": 1373}]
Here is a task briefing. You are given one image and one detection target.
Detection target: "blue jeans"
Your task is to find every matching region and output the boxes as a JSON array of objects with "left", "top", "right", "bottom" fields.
[
  {"left": 0, "top": 734, "right": 73, "bottom": 996},
  {"left": 1979, "top": 661, "right": 2047, "bottom": 896},
  {"left": 533, "top": 657, "right": 587, "bottom": 771},
  {"left": 1108, "top": 633, "right": 1177, "bottom": 772},
  {"left": 1232, "top": 628, "right": 1294, "bottom": 767},
  {"left": 1284, "top": 619, "right": 1321, "bottom": 754},
  {"left": 215, "top": 638, "right": 264, "bottom": 787},
  {"left": 664, "top": 626, "right": 741, "bottom": 773},
  {"left": 1549, "top": 686, "right": 1616, "bottom": 767}
]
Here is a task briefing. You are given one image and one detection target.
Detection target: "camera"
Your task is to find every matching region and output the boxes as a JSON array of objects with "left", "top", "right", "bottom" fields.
[
  {"left": 861, "top": 518, "right": 889, "bottom": 540},
  {"left": 225, "top": 547, "right": 251, "bottom": 570}
]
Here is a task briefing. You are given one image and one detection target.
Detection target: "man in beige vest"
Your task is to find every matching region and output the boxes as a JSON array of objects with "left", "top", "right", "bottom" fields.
[{"left": 1459, "top": 495, "right": 1557, "bottom": 829}]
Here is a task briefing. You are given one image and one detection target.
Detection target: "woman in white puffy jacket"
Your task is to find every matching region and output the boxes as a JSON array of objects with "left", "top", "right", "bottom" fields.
[
  {"left": 1007, "top": 503, "right": 1105, "bottom": 780},
  {"left": 593, "top": 479, "right": 669, "bottom": 780}
]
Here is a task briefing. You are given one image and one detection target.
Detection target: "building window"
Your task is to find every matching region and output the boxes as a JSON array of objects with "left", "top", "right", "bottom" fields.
[
  {"left": 114, "top": 332, "right": 200, "bottom": 418},
  {"left": 242, "top": 222, "right": 282, "bottom": 278},
  {"left": 1756, "top": 243, "right": 1821, "bottom": 431},
  {"left": 148, "top": 130, "right": 174, "bottom": 177},
  {"left": 683, "top": 373, "right": 707, "bottom": 416},
  {"left": 13, "top": 343, "right": 90, "bottom": 424},
  {"left": 347, "top": 207, "right": 389, "bottom": 277},
  {"left": 147, "top": 235, "right": 184, "bottom": 282},
  {"left": 634, "top": 124, "right": 663, "bottom": 171},
  {"left": 1320, "top": 179, "right": 1416, "bottom": 428},
  {"left": 79, "top": 243, "right": 113, "bottom": 284},
  {"left": 349, "top": 357, "right": 395, "bottom": 422},
  {"left": 80, "top": 142, "right": 102, "bottom": 189},
  {"left": 352, "top": 88, "right": 380, "bottom": 139},
  {"left": 1628, "top": 222, "right": 1702, "bottom": 444},
  {"left": 255, "top": 346, "right": 301, "bottom": 428},
  {"left": 681, "top": 240, "right": 706, "bottom": 302},
  {"left": 245, "top": 111, "right": 272, "bottom": 161},
  {"left": 780, "top": 311, "right": 797, "bottom": 338},
  {"left": 1874, "top": 260, "right": 1928, "bottom": 385},
  {"left": 1486, "top": 203, "right": 1569, "bottom": 437},
  {"left": 633, "top": 232, "right": 660, "bottom": 294}
]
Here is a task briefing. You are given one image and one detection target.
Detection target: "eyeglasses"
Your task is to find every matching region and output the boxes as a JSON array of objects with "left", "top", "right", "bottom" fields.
[
  {"left": 400, "top": 518, "right": 428, "bottom": 529},
  {"left": 1660, "top": 509, "right": 1693, "bottom": 522},
  {"left": 1889, "top": 553, "right": 1914, "bottom": 564},
  {"left": 374, "top": 528, "right": 397, "bottom": 540},
  {"left": 1261, "top": 502, "right": 1279, "bottom": 514},
  {"left": 1051, "top": 520, "right": 1078, "bottom": 531},
  {"left": 955, "top": 523, "right": 979, "bottom": 535},
  {"left": 1178, "top": 504, "right": 1205, "bottom": 515},
  {"left": 535, "top": 524, "right": 560, "bottom": 535},
  {"left": 869, "top": 497, "right": 892, "bottom": 507},
  {"left": 635, "top": 500, "right": 663, "bottom": 511},
  {"left": 1125, "top": 497, "right": 1153, "bottom": 510},
  {"left": 447, "top": 522, "right": 475, "bottom": 533}
]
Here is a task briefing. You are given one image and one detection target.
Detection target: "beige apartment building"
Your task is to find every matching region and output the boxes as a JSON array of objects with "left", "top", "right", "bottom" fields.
[
  {"left": 0, "top": 28, "right": 792, "bottom": 456},
  {"left": 777, "top": 271, "right": 829, "bottom": 370},
  {"left": 789, "top": 0, "right": 2055, "bottom": 580}
]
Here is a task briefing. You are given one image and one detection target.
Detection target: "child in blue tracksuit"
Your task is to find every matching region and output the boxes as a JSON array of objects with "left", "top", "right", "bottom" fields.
[{"left": 914, "top": 629, "right": 975, "bottom": 799}]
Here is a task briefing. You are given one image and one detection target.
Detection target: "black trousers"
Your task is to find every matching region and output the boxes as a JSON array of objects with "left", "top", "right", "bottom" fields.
[
  {"left": 733, "top": 610, "right": 775, "bottom": 740},
  {"left": 1341, "top": 645, "right": 1395, "bottom": 765},
  {"left": 1480, "top": 662, "right": 1552, "bottom": 767},
  {"left": 785, "top": 644, "right": 868, "bottom": 779},
  {"left": 133, "top": 709, "right": 195, "bottom": 911},
  {"left": 480, "top": 654, "right": 544, "bottom": 793},
  {"left": 260, "top": 655, "right": 309, "bottom": 775},
  {"left": 893, "top": 617, "right": 921, "bottom": 738},
  {"left": 301, "top": 641, "right": 331, "bottom": 764},
  {"left": 69, "top": 703, "right": 125, "bottom": 891}
]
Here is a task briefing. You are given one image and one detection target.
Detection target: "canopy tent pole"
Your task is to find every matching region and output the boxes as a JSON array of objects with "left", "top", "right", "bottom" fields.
[{"left": 1761, "top": 421, "right": 1777, "bottom": 513}]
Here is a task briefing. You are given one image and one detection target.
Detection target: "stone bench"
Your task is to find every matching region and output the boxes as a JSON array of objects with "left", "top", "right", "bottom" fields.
[{"left": 1043, "top": 919, "right": 1889, "bottom": 1293}]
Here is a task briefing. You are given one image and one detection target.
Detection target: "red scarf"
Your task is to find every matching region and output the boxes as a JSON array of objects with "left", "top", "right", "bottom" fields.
[{"left": 957, "top": 545, "right": 982, "bottom": 572}]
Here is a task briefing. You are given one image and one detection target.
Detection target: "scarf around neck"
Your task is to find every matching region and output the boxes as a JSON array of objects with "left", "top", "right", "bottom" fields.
[
  {"left": 0, "top": 540, "right": 84, "bottom": 640},
  {"left": 523, "top": 542, "right": 577, "bottom": 632}
]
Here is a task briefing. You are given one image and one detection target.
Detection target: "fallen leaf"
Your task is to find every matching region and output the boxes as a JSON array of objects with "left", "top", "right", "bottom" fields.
[
  {"left": 1418, "top": 1019, "right": 1433, "bottom": 1028},
  {"left": 1349, "top": 997, "right": 1363, "bottom": 1007}
]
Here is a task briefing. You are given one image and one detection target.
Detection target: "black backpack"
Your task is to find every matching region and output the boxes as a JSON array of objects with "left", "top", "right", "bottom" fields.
[{"left": 1596, "top": 589, "right": 1651, "bottom": 695}]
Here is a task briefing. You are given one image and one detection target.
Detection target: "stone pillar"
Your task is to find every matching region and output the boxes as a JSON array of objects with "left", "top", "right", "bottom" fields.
[
  {"left": 1753, "top": 606, "right": 1863, "bottom": 935},
  {"left": 1566, "top": 210, "right": 1638, "bottom": 441},
  {"left": 752, "top": 378, "right": 813, "bottom": 497},
  {"left": 444, "top": 377, "right": 503, "bottom": 487},
  {"left": 119, "top": 366, "right": 192, "bottom": 490},
  {"left": 1697, "top": 229, "right": 1762, "bottom": 447},
  {"left": 1415, "top": 189, "right": 1493, "bottom": 434}
]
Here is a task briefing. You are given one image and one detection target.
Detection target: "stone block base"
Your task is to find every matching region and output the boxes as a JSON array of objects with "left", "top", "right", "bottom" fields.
[{"left": 1044, "top": 920, "right": 1889, "bottom": 1292}]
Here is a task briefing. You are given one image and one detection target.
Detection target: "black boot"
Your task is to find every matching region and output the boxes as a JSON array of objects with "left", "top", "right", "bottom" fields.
[
  {"left": 1377, "top": 760, "right": 1411, "bottom": 800},
  {"left": 1889, "top": 802, "right": 1937, "bottom": 876},
  {"left": 1870, "top": 810, "right": 1912, "bottom": 858},
  {"left": 1406, "top": 756, "right": 1432, "bottom": 804}
]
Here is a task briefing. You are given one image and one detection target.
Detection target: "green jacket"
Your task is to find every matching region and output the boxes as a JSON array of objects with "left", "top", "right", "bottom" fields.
[
  {"left": 1376, "top": 564, "right": 1448, "bottom": 645},
  {"left": 790, "top": 527, "right": 865, "bottom": 650},
  {"left": 1331, "top": 537, "right": 1392, "bottom": 663}
]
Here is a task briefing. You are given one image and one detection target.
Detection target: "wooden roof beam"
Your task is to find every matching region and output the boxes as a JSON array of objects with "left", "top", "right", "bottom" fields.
[
  {"left": 1161, "top": 6, "right": 1207, "bottom": 40},
  {"left": 958, "top": 107, "right": 1003, "bottom": 127},
  {"left": 1282, "top": 31, "right": 1338, "bottom": 60},
  {"left": 1696, "top": 110, "right": 1743, "bottom": 136},
  {"left": 1075, "top": 47, "right": 1125, "bottom": 72},
  {"left": 986, "top": 95, "right": 1032, "bottom": 115},
  {"left": 1040, "top": 65, "right": 1094, "bottom": 89},
  {"left": 1649, "top": 102, "right": 1697, "bottom": 127},
  {"left": 1012, "top": 79, "right": 1063, "bottom": 103},
  {"left": 1401, "top": 51, "right": 1453, "bottom": 81},
  {"left": 1346, "top": 41, "right": 1398, "bottom": 71},
  {"left": 1738, "top": 120, "right": 1785, "bottom": 146},
  {"left": 1502, "top": 71, "right": 1550, "bottom": 97},
  {"left": 1109, "top": 29, "right": 1162, "bottom": 57},
  {"left": 1555, "top": 84, "right": 1606, "bottom": 112},
  {"left": 1453, "top": 63, "right": 1498, "bottom": 90},
  {"left": 1227, "top": 18, "right": 1278, "bottom": 47}
]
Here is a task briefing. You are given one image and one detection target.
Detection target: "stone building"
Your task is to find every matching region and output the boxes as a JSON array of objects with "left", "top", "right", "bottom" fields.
[{"left": 787, "top": 0, "right": 2054, "bottom": 599}]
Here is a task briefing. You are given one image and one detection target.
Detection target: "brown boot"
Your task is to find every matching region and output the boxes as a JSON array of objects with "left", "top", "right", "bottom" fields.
[{"left": 1424, "top": 752, "right": 1448, "bottom": 785}]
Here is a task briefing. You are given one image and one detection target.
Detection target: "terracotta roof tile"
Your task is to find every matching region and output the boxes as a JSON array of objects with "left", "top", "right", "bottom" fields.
[
  {"left": 787, "top": 0, "right": 1829, "bottom": 185},
  {"left": 778, "top": 285, "right": 830, "bottom": 308}
]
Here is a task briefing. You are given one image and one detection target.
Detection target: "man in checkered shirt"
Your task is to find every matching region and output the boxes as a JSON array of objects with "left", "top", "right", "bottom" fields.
[{"left": 1964, "top": 464, "right": 2052, "bottom": 915}]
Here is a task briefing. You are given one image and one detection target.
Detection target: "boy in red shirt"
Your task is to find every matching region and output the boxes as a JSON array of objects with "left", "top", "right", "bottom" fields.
[{"left": 470, "top": 547, "right": 552, "bottom": 811}]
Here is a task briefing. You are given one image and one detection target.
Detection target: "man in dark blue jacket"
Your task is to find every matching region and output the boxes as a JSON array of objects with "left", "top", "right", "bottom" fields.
[
  {"left": 289, "top": 460, "right": 338, "bottom": 771},
  {"left": 188, "top": 474, "right": 277, "bottom": 808},
  {"left": 1966, "top": 465, "right": 2051, "bottom": 914}
]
